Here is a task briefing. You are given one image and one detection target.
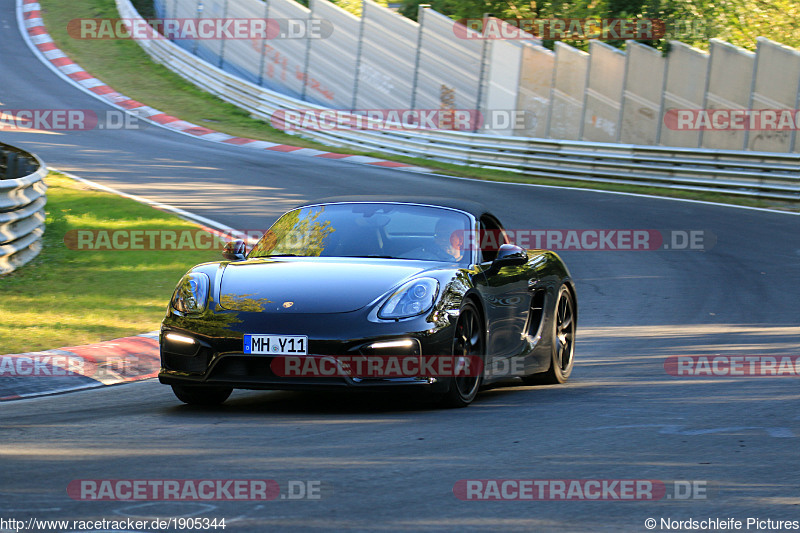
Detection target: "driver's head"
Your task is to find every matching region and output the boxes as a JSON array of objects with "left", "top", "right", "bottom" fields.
[{"left": 434, "top": 217, "right": 465, "bottom": 252}]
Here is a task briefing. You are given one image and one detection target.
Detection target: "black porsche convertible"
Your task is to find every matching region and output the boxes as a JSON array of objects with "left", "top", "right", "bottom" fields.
[{"left": 159, "top": 197, "right": 576, "bottom": 407}]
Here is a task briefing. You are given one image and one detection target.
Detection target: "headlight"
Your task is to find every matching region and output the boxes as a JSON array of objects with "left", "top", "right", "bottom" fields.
[
  {"left": 378, "top": 278, "right": 439, "bottom": 319},
  {"left": 172, "top": 272, "right": 210, "bottom": 314}
]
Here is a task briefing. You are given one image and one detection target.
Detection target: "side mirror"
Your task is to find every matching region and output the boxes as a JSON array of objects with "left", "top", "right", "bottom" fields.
[
  {"left": 486, "top": 244, "right": 527, "bottom": 274},
  {"left": 222, "top": 239, "right": 247, "bottom": 261}
]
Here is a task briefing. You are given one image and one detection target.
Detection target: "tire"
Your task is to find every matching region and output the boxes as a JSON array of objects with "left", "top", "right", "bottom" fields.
[
  {"left": 441, "top": 300, "right": 485, "bottom": 408},
  {"left": 522, "top": 285, "right": 575, "bottom": 385},
  {"left": 171, "top": 384, "right": 232, "bottom": 406}
]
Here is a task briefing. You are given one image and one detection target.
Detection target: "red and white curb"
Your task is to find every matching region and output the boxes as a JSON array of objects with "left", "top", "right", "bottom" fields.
[
  {"left": 17, "top": 0, "right": 429, "bottom": 172},
  {"left": 0, "top": 332, "right": 160, "bottom": 401}
]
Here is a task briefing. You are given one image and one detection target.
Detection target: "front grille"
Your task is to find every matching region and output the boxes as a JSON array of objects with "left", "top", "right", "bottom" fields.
[
  {"left": 207, "top": 355, "right": 348, "bottom": 384},
  {"left": 211, "top": 356, "right": 275, "bottom": 380}
]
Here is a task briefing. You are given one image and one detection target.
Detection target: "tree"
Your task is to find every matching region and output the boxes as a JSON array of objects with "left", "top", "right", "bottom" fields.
[{"left": 395, "top": 0, "right": 800, "bottom": 52}]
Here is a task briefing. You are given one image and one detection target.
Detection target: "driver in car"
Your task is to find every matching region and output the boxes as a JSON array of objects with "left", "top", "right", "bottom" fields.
[
  {"left": 429, "top": 217, "right": 465, "bottom": 261},
  {"left": 396, "top": 215, "right": 467, "bottom": 262}
]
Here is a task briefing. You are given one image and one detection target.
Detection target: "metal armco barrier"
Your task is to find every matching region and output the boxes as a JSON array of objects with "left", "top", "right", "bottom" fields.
[
  {"left": 117, "top": 0, "right": 800, "bottom": 201},
  {"left": 0, "top": 142, "right": 47, "bottom": 275}
]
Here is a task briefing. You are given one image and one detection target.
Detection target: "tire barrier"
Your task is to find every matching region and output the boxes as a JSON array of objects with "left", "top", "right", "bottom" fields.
[{"left": 0, "top": 142, "right": 47, "bottom": 275}]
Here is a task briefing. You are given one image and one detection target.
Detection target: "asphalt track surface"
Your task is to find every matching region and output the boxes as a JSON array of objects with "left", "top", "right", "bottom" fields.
[{"left": 2, "top": 1, "right": 800, "bottom": 530}]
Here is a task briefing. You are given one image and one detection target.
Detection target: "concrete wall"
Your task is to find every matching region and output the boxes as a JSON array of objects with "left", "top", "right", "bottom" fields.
[
  {"left": 749, "top": 38, "right": 800, "bottom": 153},
  {"left": 548, "top": 42, "right": 588, "bottom": 141},
  {"left": 482, "top": 24, "right": 524, "bottom": 135},
  {"left": 701, "top": 39, "right": 755, "bottom": 151},
  {"left": 515, "top": 43, "right": 554, "bottom": 138},
  {"left": 355, "top": 0, "right": 418, "bottom": 110},
  {"left": 660, "top": 42, "right": 709, "bottom": 148},
  {"left": 414, "top": 8, "right": 483, "bottom": 111},
  {"left": 305, "top": 0, "right": 360, "bottom": 108},
  {"left": 581, "top": 41, "right": 625, "bottom": 143},
  {"left": 619, "top": 42, "right": 665, "bottom": 145}
]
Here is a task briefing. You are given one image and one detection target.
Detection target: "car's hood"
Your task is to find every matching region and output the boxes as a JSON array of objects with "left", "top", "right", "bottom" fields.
[{"left": 217, "top": 258, "right": 438, "bottom": 314}]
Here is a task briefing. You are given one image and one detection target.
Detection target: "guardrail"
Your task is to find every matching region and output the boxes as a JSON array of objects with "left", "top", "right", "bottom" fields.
[
  {"left": 117, "top": 0, "right": 800, "bottom": 202},
  {"left": 0, "top": 143, "right": 47, "bottom": 275}
]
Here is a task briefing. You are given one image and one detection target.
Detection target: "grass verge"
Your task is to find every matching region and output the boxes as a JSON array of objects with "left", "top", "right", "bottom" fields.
[
  {"left": 36, "top": 0, "right": 795, "bottom": 211},
  {"left": 0, "top": 173, "right": 218, "bottom": 354}
]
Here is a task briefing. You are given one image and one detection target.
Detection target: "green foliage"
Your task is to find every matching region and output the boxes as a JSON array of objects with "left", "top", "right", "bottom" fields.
[
  {"left": 397, "top": 0, "right": 800, "bottom": 52},
  {"left": 695, "top": 0, "right": 800, "bottom": 51},
  {"left": 131, "top": 0, "right": 156, "bottom": 18},
  {"left": 332, "top": 0, "right": 388, "bottom": 17}
]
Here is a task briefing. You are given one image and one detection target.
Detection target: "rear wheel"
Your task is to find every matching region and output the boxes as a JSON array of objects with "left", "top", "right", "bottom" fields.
[
  {"left": 441, "top": 300, "right": 485, "bottom": 408},
  {"left": 171, "top": 385, "right": 232, "bottom": 406},
  {"left": 522, "top": 285, "right": 575, "bottom": 385}
]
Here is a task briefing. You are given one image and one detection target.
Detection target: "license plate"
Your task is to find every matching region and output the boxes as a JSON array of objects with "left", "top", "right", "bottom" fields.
[{"left": 243, "top": 334, "right": 308, "bottom": 355}]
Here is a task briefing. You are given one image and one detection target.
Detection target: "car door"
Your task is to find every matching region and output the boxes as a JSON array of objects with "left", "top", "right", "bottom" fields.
[{"left": 475, "top": 215, "right": 537, "bottom": 373}]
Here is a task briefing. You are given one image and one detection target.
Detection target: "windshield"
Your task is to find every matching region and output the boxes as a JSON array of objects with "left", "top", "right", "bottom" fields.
[{"left": 248, "top": 203, "right": 472, "bottom": 264}]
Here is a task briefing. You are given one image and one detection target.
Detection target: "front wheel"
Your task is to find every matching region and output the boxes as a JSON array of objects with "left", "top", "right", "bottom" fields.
[
  {"left": 171, "top": 384, "right": 232, "bottom": 406},
  {"left": 441, "top": 300, "right": 485, "bottom": 408},
  {"left": 522, "top": 285, "right": 575, "bottom": 385}
]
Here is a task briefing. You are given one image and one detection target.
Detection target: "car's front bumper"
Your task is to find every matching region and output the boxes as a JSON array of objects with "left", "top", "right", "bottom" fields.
[{"left": 158, "top": 310, "right": 456, "bottom": 394}]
